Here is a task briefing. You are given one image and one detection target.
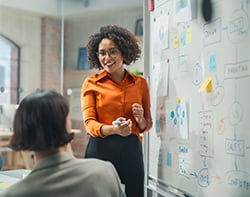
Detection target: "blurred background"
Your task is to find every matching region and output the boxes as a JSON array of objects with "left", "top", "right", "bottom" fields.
[{"left": 0, "top": 0, "right": 144, "bottom": 170}]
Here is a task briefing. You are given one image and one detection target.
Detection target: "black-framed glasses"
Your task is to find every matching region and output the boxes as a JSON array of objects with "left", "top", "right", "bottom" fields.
[{"left": 96, "top": 48, "right": 120, "bottom": 58}]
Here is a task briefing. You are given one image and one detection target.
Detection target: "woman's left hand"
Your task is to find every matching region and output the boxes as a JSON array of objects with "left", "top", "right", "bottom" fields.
[{"left": 132, "top": 103, "right": 144, "bottom": 123}]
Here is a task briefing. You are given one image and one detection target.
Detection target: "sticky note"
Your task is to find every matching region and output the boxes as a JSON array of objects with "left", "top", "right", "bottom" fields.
[
  {"left": 167, "top": 152, "right": 172, "bottom": 167},
  {"left": 199, "top": 77, "right": 212, "bottom": 92},
  {"left": 209, "top": 54, "right": 216, "bottom": 72},
  {"left": 186, "top": 27, "right": 192, "bottom": 44},
  {"left": 177, "top": 97, "right": 181, "bottom": 104},
  {"left": 174, "top": 34, "right": 179, "bottom": 49},
  {"left": 180, "top": 31, "right": 186, "bottom": 46}
]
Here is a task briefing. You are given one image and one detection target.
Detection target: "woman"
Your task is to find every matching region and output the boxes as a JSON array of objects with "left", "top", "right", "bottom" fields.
[
  {"left": 1, "top": 90, "right": 125, "bottom": 197},
  {"left": 81, "top": 25, "right": 153, "bottom": 197}
]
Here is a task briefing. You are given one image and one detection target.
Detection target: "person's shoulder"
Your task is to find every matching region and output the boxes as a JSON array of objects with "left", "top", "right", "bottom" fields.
[
  {"left": 84, "top": 73, "right": 99, "bottom": 82},
  {"left": 131, "top": 74, "right": 148, "bottom": 85},
  {"left": 76, "top": 158, "right": 116, "bottom": 175},
  {"left": 78, "top": 158, "right": 112, "bottom": 168},
  {"left": 84, "top": 70, "right": 107, "bottom": 83},
  {"left": 135, "top": 75, "right": 146, "bottom": 81}
]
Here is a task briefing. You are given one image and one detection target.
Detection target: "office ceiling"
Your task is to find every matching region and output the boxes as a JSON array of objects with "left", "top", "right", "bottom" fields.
[{"left": 0, "top": 0, "right": 143, "bottom": 17}]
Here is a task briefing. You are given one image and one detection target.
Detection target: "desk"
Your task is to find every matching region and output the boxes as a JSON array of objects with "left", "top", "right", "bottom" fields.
[{"left": 0, "top": 169, "right": 31, "bottom": 193}]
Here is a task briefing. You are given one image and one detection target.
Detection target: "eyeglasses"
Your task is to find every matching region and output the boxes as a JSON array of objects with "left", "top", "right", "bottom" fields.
[{"left": 96, "top": 48, "right": 120, "bottom": 59}]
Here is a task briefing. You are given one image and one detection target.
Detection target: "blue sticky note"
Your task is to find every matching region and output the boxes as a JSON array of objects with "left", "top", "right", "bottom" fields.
[
  {"left": 209, "top": 54, "right": 216, "bottom": 72},
  {"left": 180, "top": 31, "right": 186, "bottom": 47},
  {"left": 167, "top": 152, "right": 172, "bottom": 167}
]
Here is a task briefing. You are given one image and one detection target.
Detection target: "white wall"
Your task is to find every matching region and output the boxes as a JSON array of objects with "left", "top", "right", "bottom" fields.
[
  {"left": 0, "top": 4, "right": 144, "bottom": 101},
  {"left": 0, "top": 6, "right": 41, "bottom": 100},
  {"left": 64, "top": 6, "right": 143, "bottom": 71}
]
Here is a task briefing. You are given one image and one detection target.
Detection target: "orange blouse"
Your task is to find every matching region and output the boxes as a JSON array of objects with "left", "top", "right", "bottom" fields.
[{"left": 81, "top": 70, "right": 152, "bottom": 141}]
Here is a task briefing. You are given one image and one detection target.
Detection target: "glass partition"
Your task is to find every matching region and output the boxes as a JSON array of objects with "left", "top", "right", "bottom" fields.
[
  {"left": 0, "top": 0, "right": 143, "bottom": 170},
  {"left": 0, "top": 0, "right": 64, "bottom": 132},
  {"left": 0, "top": 34, "right": 20, "bottom": 104},
  {"left": 0, "top": 0, "right": 143, "bottom": 100}
]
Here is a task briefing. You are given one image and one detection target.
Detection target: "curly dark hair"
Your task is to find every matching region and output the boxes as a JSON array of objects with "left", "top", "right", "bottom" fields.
[{"left": 86, "top": 25, "right": 141, "bottom": 70}]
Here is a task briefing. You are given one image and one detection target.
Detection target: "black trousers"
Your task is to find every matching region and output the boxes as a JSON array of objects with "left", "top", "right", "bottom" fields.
[{"left": 85, "top": 134, "right": 144, "bottom": 197}]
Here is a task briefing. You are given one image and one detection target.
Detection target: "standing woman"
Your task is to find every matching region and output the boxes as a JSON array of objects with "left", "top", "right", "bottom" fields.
[{"left": 81, "top": 25, "right": 153, "bottom": 197}]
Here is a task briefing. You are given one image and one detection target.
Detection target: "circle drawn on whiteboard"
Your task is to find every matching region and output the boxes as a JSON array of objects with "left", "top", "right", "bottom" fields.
[
  {"left": 170, "top": 111, "right": 175, "bottom": 119},
  {"left": 228, "top": 9, "right": 249, "bottom": 44},
  {"left": 193, "top": 63, "right": 202, "bottom": 86},
  {"left": 211, "top": 86, "right": 224, "bottom": 106},
  {"left": 174, "top": 118, "right": 177, "bottom": 125},
  {"left": 170, "top": 110, "right": 178, "bottom": 126},
  {"left": 198, "top": 168, "right": 210, "bottom": 187},
  {"left": 229, "top": 101, "right": 243, "bottom": 126}
]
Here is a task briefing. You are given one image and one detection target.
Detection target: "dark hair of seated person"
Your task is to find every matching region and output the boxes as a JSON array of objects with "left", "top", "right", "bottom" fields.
[{"left": 10, "top": 89, "right": 74, "bottom": 151}]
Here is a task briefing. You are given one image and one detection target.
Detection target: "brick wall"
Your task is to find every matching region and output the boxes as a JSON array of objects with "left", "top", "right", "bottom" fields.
[{"left": 41, "top": 17, "right": 61, "bottom": 91}]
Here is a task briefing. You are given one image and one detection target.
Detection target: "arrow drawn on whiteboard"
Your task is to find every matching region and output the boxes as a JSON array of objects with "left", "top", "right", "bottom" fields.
[{"left": 190, "top": 172, "right": 198, "bottom": 178}]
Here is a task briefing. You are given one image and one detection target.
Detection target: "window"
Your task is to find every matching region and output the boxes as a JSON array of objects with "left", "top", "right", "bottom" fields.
[{"left": 0, "top": 35, "right": 20, "bottom": 104}]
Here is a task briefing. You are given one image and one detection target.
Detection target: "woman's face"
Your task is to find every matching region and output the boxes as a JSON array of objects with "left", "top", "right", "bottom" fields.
[{"left": 97, "top": 38, "right": 124, "bottom": 74}]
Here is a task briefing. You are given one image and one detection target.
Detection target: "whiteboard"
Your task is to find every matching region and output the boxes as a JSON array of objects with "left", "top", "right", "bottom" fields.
[{"left": 147, "top": 0, "right": 250, "bottom": 196}]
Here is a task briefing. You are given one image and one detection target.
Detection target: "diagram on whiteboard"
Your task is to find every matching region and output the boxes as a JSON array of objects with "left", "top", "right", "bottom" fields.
[{"left": 165, "top": 98, "right": 189, "bottom": 139}]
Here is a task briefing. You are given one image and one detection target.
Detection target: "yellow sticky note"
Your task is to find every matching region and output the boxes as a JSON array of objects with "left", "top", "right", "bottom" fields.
[
  {"left": 173, "top": 34, "right": 179, "bottom": 49},
  {"left": 186, "top": 27, "right": 192, "bottom": 44},
  {"left": 199, "top": 77, "right": 212, "bottom": 92}
]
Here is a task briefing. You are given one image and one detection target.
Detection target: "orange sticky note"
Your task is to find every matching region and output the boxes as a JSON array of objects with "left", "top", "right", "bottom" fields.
[{"left": 173, "top": 34, "right": 179, "bottom": 49}]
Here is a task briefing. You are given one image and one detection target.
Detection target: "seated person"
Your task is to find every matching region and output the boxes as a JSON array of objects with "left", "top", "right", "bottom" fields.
[{"left": 0, "top": 90, "right": 125, "bottom": 197}]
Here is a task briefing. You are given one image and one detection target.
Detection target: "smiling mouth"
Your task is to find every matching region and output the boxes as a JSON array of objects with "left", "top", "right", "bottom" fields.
[{"left": 105, "top": 62, "right": 115, "bottom": 67}]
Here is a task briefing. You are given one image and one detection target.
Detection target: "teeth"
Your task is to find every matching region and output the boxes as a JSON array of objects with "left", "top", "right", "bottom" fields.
[{"left": 106, "top": 62, "right": 114, "bottom": 66}]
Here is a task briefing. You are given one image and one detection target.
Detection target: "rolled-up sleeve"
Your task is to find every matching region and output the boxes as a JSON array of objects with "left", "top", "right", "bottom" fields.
[
  {"left": 81, "top": 77, "right": 105, "bottom": 138},
  {"left": 141, "top": 78, "right": 153, "bottom": 133}
]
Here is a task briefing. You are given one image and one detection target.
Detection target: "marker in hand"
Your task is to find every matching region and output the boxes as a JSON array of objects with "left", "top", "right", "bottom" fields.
[
  {"left": 112, "top": 118, "right": 132, "bottom": 137},
  {"left": 112, "top": 120, "right": 122, "bottom": 125}
]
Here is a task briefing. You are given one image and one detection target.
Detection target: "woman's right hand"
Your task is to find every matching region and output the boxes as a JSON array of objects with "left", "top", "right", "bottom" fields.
[
  {"left": 113, "top": 118, "right": 132, "bottom": 137},
  {"left": 100, "top": 117, "right": 132, "bottom": 137}
]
